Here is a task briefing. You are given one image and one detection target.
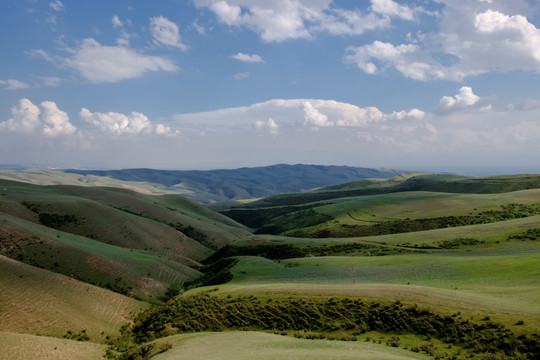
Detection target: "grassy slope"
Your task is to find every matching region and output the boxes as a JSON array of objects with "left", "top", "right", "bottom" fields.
[
  {"left": 0, "top": 332, "right": 106, "bottom": 360},
  {"left": 0, "top": 169, "right": 170, "bottom": 195},
  {"left": 151, "top": 332, "right": 430, "bottom": 360},
  {"left": 213, "top": 173, "right": 540, "bottom": 233},
  {"left": 0, "top": 255, "right": 146, "bottom": 340},
  {"left": 0, "top": 211, "right": 202, "bottom": 301},
  {"left": 206, "top": 216, "right": 540, "bottom": 334},
  {"left": 0, "top": 179, "right": 251, "bottom": 301}
]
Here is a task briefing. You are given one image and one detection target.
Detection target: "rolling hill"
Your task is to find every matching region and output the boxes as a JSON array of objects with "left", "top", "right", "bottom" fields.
[
  {"left": 211, "top": 173, "right": 540, "bottom": 236},
  {"left": 0, "top": 179, "right": 250, "bottom": 301},
  {"left": 62, "top": 164, "right": 408, "bottom": 203},
  {"left": 2, "top": 170, "right": 540, "bottom": 359}
]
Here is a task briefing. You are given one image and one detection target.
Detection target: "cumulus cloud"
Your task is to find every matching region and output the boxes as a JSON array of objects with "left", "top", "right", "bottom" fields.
[
  {"left": 155, "top": 123, "right": 180, "bottom": 137},
  {"left": 345, "top": 1, "right": 540, "bottom": 81},
  {"left": 386, "top": 109, "right": 425, "bottom": 121},
  {"left": 303, "top": 101, "right": 333, "bottom": 128},
  {"left": 371, "top": 0, "right": 414, "bottom": 21},
  {"left": 79, "top": 108, "right": 178, "bottom": 136},
  {"left": 149, "top": 16, "right": 188, "bottom": 51},
  {"left": 230, "top": 52, "right": 264, "bottom": 63},
  {"left": 41, "top": 101, "right": 76, "bottom": 137},
  {"left": 435, "top": 86, "right": 492, "bottom": 115},
  {"left": 0, "top": 98, "right": 76, "bottom": 136},
  {"left": 344, "top": 41, "right": 421, "bottom": 76},
  {"left": 0, "top": 99, "right": 42, "bottom": 133},
  {"left": 0, "top": 79, "right": 30, "bottom": 90},
  {"left": 79, "top": 108, "right": 153, "bottom": 135},
  {"left": 193, "top": 0, "right": 414, "bottom": 42},
  {"left": 65, "top": 38, "right": 178, "bottom": 83},
  {"left": 173, "top": 98, "right": 428, "bottom": 133},
  {"left": 255, "top": 118, "right": 279, "bottom": 134}
]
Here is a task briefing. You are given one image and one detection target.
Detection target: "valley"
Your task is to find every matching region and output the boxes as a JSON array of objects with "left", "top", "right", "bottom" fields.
[{"left": 0, "top": 167, "right": 539, "bottom": 359}]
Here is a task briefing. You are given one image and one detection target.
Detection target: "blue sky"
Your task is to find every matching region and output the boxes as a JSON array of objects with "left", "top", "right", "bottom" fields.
[{"left": 1, "top": 0, "right": 540, "bottom": 172}]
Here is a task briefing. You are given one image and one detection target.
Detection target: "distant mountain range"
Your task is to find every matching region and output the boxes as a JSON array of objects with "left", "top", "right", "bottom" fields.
[{"left": 64, "top": 164, "right": 409, "bottom": 203}]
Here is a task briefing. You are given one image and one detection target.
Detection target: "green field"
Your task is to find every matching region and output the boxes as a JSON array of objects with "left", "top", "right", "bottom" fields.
[
  {"left": 2, "top": 172, "right": 540, "bottom": 359},
  {"left": 150, "top": 331, "right": 431, "bottom": 360}
]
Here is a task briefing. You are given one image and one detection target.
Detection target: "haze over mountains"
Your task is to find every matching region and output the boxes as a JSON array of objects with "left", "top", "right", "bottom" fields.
[{"left": 0, "top": 164, "right": 409, "bottom": 204}]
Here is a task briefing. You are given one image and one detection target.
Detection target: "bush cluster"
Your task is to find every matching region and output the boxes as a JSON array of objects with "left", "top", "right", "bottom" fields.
[{"left": 129, "top": 294, "right": 540, "bottom": 359}]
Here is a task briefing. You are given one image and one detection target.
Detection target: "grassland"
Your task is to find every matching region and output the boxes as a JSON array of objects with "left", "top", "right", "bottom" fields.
[
  {"left": 150, "top": 331, "right": 431, "bottom": 360},
  {"left": 0, "top": 331, "right": 106, "bottom": 360},
  {"left": 2, "top": 171, "right": 540, "bottom": 359},
  {"left": 0, "top": 254, "right": 146, "bottom": 340},
  {"left": 0, "top": 179, "right": 250, "bottom": 301}
]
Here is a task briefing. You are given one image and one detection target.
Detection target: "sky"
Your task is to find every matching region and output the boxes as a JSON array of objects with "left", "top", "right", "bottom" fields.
[{"left": 1, "top": 0, "right": 540, "bottom": 173}]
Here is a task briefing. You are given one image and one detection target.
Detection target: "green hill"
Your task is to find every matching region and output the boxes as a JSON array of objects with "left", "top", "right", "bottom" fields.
[
  {"left": 0, "top": 179, "right": 250, "bottom": 301},
  {"left": 0, "top": 254, "right": 145, "bottom": 340},
  {"left": 213, "top": 174, "right": 540, "bottom": 236},
  {"left": 3, "top": 171, "right": 540, "bottom": 360}
]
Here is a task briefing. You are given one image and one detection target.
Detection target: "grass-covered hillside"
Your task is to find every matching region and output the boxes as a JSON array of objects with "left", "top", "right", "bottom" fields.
[
  {"left": 2, "top": 171, "right": 540, "bottom": 359},
  {"left": 212, "top": 173, "right": 540, "bottom": 237},
  {"left": 0, "top": 179, "right": 250, "bottom": 301}
]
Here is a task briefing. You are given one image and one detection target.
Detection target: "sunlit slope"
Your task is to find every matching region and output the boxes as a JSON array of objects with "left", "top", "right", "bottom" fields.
[
  {"left": 0, "top": 179, "right": 250, "bottom": 251},
  {"left": 203, "top": 215, "right": 540, "bottom": 332},
  {"left": 0, "top": 168, "right": 171, "bottom": 195},
  {"left": 0, "top": 255, "right": 146, "bottom": 340},
  {"left": 215, "top": 177, "right": 540, "bottom": 236},
  {"left": 0, "top": 179, "right": 252, "bottom": 301},
  {"left": 0, "top": 332, "right": 106, "bottom": 360},
  {"left": 150, "top": 332, "right": 430, "bottom": 360},
  {"left": 0, "top": 211, "right": 201, "bottom": 301}
]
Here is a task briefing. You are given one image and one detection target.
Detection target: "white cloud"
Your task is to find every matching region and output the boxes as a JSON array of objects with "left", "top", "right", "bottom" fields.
[
  {"left": 173, "top": 98, "right": 425, "bottom": 132},
  {"left": 230, "top": 52, "right": 264, "bottom": 63},
  {"left": 65, "top": 38, "right": 178, "bottom": 83},
  {"left": 0, "top": 99, "right": 41, "bottom": 133},
  {"left": 149, "top": 16, "right": 188, "bottom": 51},
  {"left": 371, "top": 0, "right": 414, "bottom": 21},
  {"left": 386, "top": 108, "right": 425, "bottom": 121},
  {"left": 193, "top": 0, "right": 409, "bottom": 42},
  {"left": 0, "top": 98, "right": 76, "bottom": 136},
  {"left": 255, "top": 118, "right": 279, "bottom": 134},
  {"left": 0, "top": 79, "right": 31, "bottom": 90},
  {"left": 435, "top": 86, "right": 492, "bottom": 115},
  {"left": 344, "top": 40, "right": 458, "bottom": 81},
  {"left": 345, "top": 2, "right": 540, "bottom": 81},
  {"left": 112, "top": 15, "right": 123, "bottom": 28},
  {"left": 41, "top": 101, "right": 76, "bottom": 137},
  {"left": 79, "top": 108, "right": 153, "bottom": 135},
  {"left": 191, "top": 20, "right": 208, "bottom": 35},
  {"left": 303, "top": 101, "right": 333, "bottom": 128},
  {"left": 49, "top": 0, "right": 64, "bottom": 12},
  {"left": 155, "top": 123, "right": 180, "bottom": 137}
]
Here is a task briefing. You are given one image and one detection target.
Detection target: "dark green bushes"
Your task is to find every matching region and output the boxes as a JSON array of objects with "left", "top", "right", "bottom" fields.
[
  {"left": 508, "top": 228, "right": 540, "bottom": 241},
  {"left": 292, "top": 203, "right": 540, "bottom": 238},
  {"left": 130, "top": 294, "right": 540, "bottom": 359},
  {"left": 208, "top": 242, "right": 418, "bottom": 262}
]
